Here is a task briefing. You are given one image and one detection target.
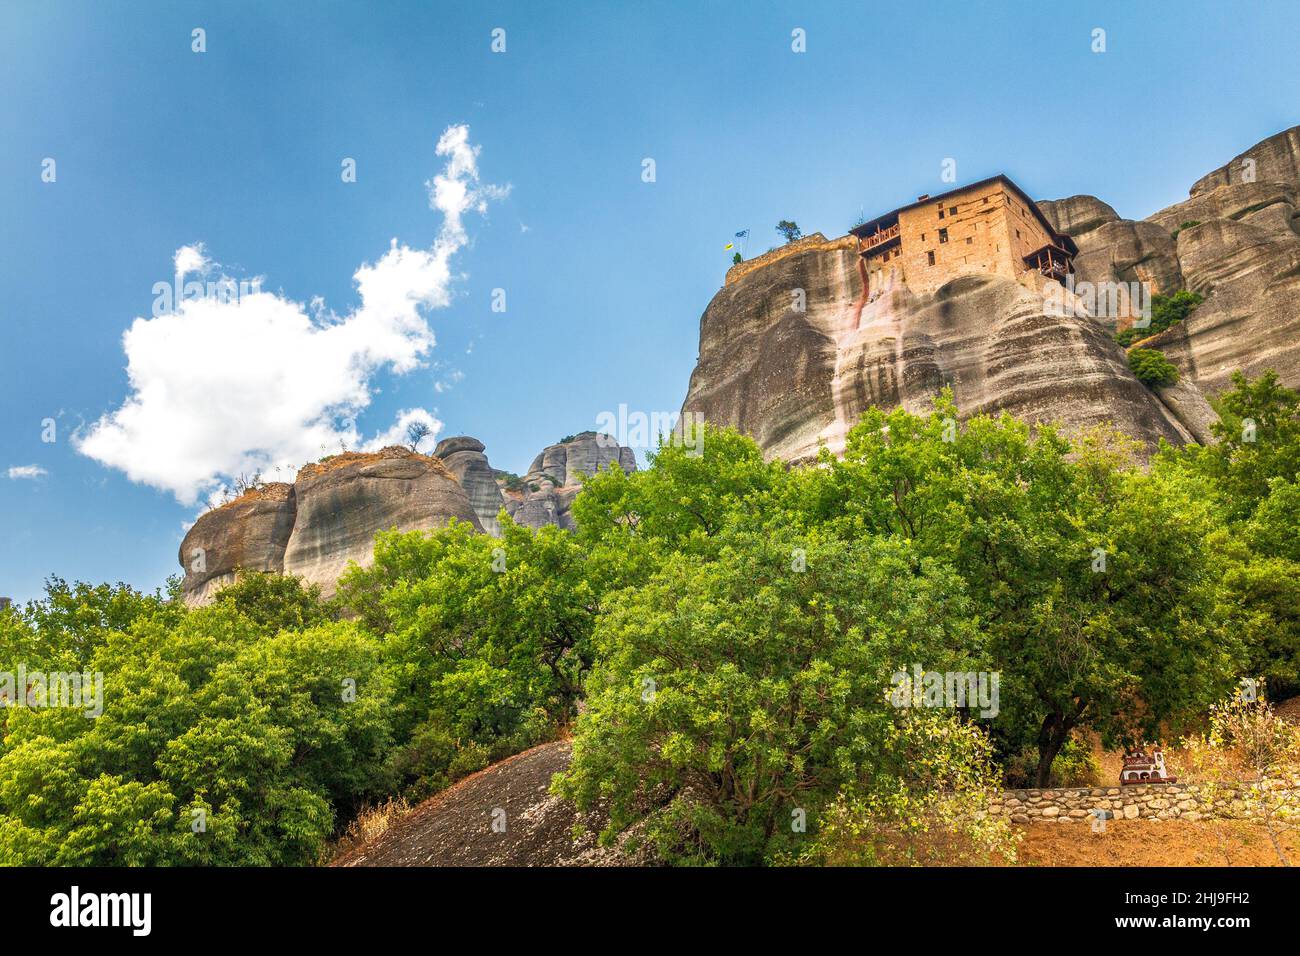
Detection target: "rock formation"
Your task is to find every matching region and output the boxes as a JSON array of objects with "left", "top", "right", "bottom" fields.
[
  {"left": 434, "top": 436, "right": 506, "bottom": 536},
  {"left": 499, "top": 432, "right": 637, "bottom": 531},
  {"left": 1039, "top": 126, "right": 1300, "bottom": 393},
  {"left": 180, "top": 126, "right": 1300, "bottom": 606},
  {"left": 178, "top": 483, "right": 296, "bottom": 606},
  {"left": 178, "top": 436, "right": 637, "bottom": 604},
  {"left": 681, "top": 125, "right": 1300, "bottom": 461},
  {"left": 280, "top": 448, "right": 481, "bottom": 598},
  {"left": 681, "top": 236, "right": 1192, "bottom": 462},
  {"left": 179, "top": 446, "right": 480, "bottom": 605}
]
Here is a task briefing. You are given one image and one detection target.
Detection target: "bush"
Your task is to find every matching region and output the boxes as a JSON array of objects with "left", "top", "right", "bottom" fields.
[
  {"left": 1116, "top": 290, "right": 1203, "bottom": 345},
  {"left": 1128, "top": 347, "right": 1180, "bottom": 387},
  {"left": 790, "top": 716, "right": 1018, "bottom": 866}
]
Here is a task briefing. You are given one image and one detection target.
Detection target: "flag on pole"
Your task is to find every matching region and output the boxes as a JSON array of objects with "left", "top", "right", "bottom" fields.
[
  {"left": 735, "top": 230, "right": 749, "bottom": 238},
  {"left": 724, "top": 242, "right": 734, "bottom": 250}
]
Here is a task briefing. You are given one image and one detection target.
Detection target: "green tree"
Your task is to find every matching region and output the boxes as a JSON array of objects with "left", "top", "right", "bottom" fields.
[
  {"left": 1198, "top": 370, "right": 1300, "bottom": 518},
  {"left": 809, "top": 398, "right": 1235, "bottom": 784},
  {"left": 1128, "top": 347, "right": 1179, "bottom": 387},
  {"left": 555, "top": 531, "right": 981, "bottom": 864},
  {"left": 1208, "top": 478, "right": 1300, "bottom": 695},
  {"left": 214, "top": 571, "right": 334, "bottom": 633},
  {"left": 775, "top": 220, "right": 802, "bottom": 244},
  {"left": 0, "top": 582, "right": 391, "bottom": 865},
  {"left": 17, "top": 577, "right": 179, "bottom": 667},
  {"left": 336, "top": 517, "right": 597, "bottom": 795}
]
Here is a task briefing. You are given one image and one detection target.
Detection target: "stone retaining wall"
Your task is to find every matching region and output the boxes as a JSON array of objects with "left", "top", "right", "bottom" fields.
[{"left": 994, "top": 783, "right": 1257, "bottom": 823}]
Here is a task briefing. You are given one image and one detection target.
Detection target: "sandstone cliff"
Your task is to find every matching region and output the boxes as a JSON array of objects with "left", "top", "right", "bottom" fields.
[
  {"left": 434, "top": 436, "right": 506, "bottom": 536},
  {"left": 178, "top": 482, "right": 296, "bottom": 606},
  {"left": 178, "top": 435, "right": 637, "bottom": 605},
  {"left": 499, "top": 432, "right": 636, "bottom": 531},
  {"left": 680, "top": 236, "right": 1191, "bottom": 462},
  {"left": 1039, "top": 126, "right": 1300, "bottom": 394},
  {"left": 280, "top": 448, "right": 481, "bottom": 599},
  {"left": 180, "top": 446, "right": 480, "bottom": 605},
  {"left": 681, "top": 125, "right": 1300, "bottom": 461}
]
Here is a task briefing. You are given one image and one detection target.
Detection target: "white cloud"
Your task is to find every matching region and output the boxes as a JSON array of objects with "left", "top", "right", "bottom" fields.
[
  {"left": 76, "top": 124, "right": 505, "bottom": 505},
  {"left": 433, "top": 369, "right": 465, "bottom": 394},
  {"left": 8, "top": 465, "right": 48, "bottom": 480},
  {"left": 173, "top": 243, "right": 210, "bottom": 277}
]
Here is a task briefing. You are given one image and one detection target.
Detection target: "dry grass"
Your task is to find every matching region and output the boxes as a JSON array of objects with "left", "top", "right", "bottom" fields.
[
  {"left": 325, "top": 797, "right": 413, "bottom": 863},
  {"left": 296, "top": 446, "right": 453, "bottom": 482},
  {"left": 1015, "top": 818, "right": 1300, "bottom": 867},
  {"left": 210, "top": 481, "right": 293, "bottom": 512}
]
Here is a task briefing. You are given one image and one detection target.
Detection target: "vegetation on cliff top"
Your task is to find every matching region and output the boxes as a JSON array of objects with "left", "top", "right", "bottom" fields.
[{"left": 1116, "top": 289, "right": 1204, "bottom": 347}]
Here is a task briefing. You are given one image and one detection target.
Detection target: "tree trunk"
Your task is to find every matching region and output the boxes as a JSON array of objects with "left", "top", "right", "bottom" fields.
[{"left": 1035, "top": 712, "right": 1071, "bottom": 788}]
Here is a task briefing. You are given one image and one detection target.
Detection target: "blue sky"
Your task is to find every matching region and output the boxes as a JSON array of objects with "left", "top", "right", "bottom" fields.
[{"left": 1, "top": 0, "right": 1298, "bottom": 602}]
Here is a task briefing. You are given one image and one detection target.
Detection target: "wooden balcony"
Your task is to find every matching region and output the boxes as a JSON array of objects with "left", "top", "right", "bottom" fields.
[
  {"left": 1024, "top": 243, "right": 1073, "bottom": 283},
  {"left": 859, "top": 221, "right": 901, "bottom": 254}
]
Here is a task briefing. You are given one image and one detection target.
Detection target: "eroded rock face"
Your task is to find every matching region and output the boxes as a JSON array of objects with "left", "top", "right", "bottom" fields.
[
  {"left": 180, "top": 447, "right": 481, "bottom": 605},
  {"left": 682, "top": 129, "right": 1300, "bottom": 460},
  {"left": 434, "top": 436, "right": 507, "bottom": 536},
  {"left": 1154, "top": 378, "right": 1219, "bottom": 446},
  {"left": 680, "top": 240, "right": 1192, "bottom": 463},
  {"left": 281, "top": 447, "right": 481, "bottom": 599},
  {"left": 681, "top": 240, "right": 856, "bottom": 462},
  {"left": 1040, "top": 127, "right": 1300, "bottom": 396},
  {"left": 179, "top": 483, "right": 296, "bottom": 606},
  {"left": 177, "top": 435, "right": 637, "bottom": 604},
  {"left": 502, "top": 432, "right": 636, "bottom": 531},
  {"left": 1190, "top": 127, "right": 1300, "bottom": 196},
  {"left": 1069, "top": 220, "right": 1185, "bottom": 330},
  {"left": 524, "top": 432, "right": 636, "bottom": 487},
  {"left": 1158, "top": 216, "right": 1300, "bottom": 388},
  {"left": 1038, "top": 195, "right": 1120, "bottom": 238}
]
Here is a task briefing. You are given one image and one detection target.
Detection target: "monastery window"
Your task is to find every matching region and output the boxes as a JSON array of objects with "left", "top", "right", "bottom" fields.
[
  {"left": 927, "top": 251, "right": 936, "bottom": 265},
  {"left": 983, "top": 197, "right": 989, "bottom": 204},
  {"left": 937, "top": 206, "right": 945, "bottom": 219},
  {"left": 949, "top": 206, "right": 957, "bottom": 217},
  {"left": 938, "top": 228, "right": 948, "bottom": 244},
  {"left": 966, "top": 237, "right": 973, "bottom": 244}
]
